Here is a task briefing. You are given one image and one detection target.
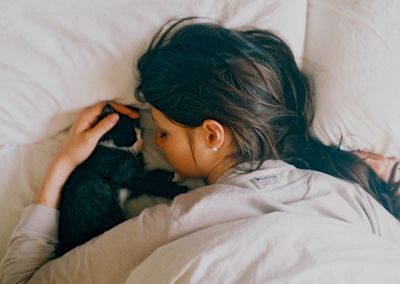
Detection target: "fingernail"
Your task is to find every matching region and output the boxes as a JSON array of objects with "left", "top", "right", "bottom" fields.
[
  {"left": 110, "top": 113, "right": 119, "bottom": 123},
  {"left": 129, "top": 111, "right": 140, "bottom": 119}
]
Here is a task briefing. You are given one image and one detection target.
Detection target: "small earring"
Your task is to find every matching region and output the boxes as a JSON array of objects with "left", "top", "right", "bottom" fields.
[{"left": 212, "top": 147, "right": 218, "bottom": 152}]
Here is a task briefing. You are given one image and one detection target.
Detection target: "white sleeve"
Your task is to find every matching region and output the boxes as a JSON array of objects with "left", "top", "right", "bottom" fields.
[{"left": 0, "top": 204, "right": 59, "bottom": 284}]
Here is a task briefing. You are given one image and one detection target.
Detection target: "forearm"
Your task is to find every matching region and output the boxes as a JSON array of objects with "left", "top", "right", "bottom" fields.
[
  {"left": 34, "top": 101, "right": 133, "bottom": 209},
  {"left": 34, "top": 157, "right": 75, "bottom": 209},
  {"left": 0, "top": 102, "right": 134, "bottom": 283}
]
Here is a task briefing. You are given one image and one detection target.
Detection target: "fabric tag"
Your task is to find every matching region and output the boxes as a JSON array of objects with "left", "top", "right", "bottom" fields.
[{"left": 249, "top": 174, "right": 279, "bottom": 192}]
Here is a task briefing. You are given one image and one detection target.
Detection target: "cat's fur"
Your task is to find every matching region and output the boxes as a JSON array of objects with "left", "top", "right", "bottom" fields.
[{"left": 57, "top": 104, "right": 187, "bottom": 256}]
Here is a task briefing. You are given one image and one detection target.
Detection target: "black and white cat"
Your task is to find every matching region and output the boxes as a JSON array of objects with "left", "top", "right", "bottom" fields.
[{"left": 57, "top": 104, "right": 187, "bottom": 256}]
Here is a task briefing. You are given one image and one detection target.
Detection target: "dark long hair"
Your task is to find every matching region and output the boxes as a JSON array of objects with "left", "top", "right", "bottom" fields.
[{"left": 135, "top": 18, "right": 399, "bottom": 218}]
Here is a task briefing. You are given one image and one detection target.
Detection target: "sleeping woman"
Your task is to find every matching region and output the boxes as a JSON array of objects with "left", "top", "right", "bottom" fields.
[{"left": 1, "top": 19, "right": 399, "bottom": 283}]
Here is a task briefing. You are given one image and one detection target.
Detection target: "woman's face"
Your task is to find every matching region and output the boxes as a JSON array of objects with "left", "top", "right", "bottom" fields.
[{"left": 151, "top": 107, "right": 205, "bottom": 178}]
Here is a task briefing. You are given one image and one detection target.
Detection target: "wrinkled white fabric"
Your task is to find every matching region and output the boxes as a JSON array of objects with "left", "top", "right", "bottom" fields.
[
  {"left": 305, "top": 0, "right": 400, "bottom": 157},
  {"left": 0, "top": 0, "right": 306, "bottom": 147},
  {"left": 1, "top": 160, "right": 399, "bottom": 283},
  {"left": 126, "top": 213, "right": 400, "bottom": 284},
  {"left": 0, "top": 0, "right": 308, "bottom": 260}
]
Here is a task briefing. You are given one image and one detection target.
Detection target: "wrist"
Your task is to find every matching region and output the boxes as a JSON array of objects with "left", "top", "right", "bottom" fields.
[
  {"left": 51, "top": 152, "right": 78, "bottom": 171},
  {"left": 34, "top": 157, "right": 76, "bottom": 209}
]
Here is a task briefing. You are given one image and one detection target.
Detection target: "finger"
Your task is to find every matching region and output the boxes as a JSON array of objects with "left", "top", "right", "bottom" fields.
[
  {"left": 84, "top": 102, "right": 109, "bottom": 117},
  {"left": 76, "top": 101, "right": 139, "bottom": 133},
  {"left": 87, "top": 113, "right": 119, "bottom": 141},
  {"left": 109, "top": 102, "right": 140, "bottom": 119},
  {"left": 353, "top": 151, "right": 371, "bottom": 160},
  {"left": 75, "top": 102, "right": 109, "bottom": 132}
]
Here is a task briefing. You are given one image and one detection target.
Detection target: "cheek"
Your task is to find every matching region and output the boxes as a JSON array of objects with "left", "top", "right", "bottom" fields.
[{"left": 163, "top": 140, "right": 200, "bottom": 177}]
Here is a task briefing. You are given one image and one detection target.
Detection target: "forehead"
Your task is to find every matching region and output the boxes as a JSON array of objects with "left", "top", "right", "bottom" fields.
[
  {"left": 151, "top": 107, "right": 164, "bottom": 123},
  {"left": 151, "top": 107, "right": 192, "bottom": 133},
  {"left": 151, "top": 107, "right": 176, "bottom": 128}
]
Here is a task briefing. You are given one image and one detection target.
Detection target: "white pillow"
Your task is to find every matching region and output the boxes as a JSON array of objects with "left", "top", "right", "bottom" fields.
[
  {"left": 305, "top": 0, "right": 400, "bottom": 158},
  {"left": 0, "top": 0, "right": 307, "bottom": 151}
]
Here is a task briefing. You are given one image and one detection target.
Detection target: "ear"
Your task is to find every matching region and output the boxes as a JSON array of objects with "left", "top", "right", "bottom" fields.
[
  {"left": 99, "top": 103, "right": 115, "bottom": 119},
  {"left": 201, "top": 119, "right": 225, "bottom": 151}
]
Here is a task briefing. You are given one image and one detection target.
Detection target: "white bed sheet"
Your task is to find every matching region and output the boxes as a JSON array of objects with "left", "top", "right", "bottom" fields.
[{"left": 0, "top": 0, "right": 306, "bottom": 150}]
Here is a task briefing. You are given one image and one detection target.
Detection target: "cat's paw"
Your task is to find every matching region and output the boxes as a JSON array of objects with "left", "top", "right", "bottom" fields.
[{"left": 172, "top": 172, "right": 182, "bottom": 182}]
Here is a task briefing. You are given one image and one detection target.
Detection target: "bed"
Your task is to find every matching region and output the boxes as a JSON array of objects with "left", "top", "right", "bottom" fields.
[{"left": 1, "top": 0, "right": 399, "bottom": 282}]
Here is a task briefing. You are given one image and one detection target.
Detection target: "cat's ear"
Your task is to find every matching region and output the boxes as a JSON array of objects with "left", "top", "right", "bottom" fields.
[
  {"left": 201, "top": 119, "right": 225, "bottom": 151},
  {"left": 98, "top": 103, "right": 115, "bottom": 120},
  {"left": 102, "top": 103, "right": 115, "bottom": 115}
]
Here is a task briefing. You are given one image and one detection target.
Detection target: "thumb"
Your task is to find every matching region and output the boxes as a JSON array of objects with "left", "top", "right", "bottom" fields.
[{"left": 88, "top": 113, "right": 119, "bottom": 140}]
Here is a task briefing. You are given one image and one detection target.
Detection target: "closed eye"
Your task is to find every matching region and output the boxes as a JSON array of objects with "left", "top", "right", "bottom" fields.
[{"left": 156, "top": 127, "right": 168, "bottom": 139}]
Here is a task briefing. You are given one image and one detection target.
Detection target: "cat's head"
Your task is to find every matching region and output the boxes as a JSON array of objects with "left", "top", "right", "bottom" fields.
[{"left": 98, "top": 104, "right": 143, "bottom": 152}]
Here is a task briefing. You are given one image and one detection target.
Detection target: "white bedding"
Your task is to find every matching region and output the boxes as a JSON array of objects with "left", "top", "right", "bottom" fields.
[
  {"left": 1, "top": 0, "right": 400, "bottom": 281},
  {"left": 0, "top": 0, "right": 308, "bottom": 261},
  {"left": 126, "top": 213, "right": 400, "bottom": 284},
  {"left": 305, "top": 0, "right": 400, "bottom": 157},
  {"left": 0, "top": 0, "right": 306, "bottom": 151}
]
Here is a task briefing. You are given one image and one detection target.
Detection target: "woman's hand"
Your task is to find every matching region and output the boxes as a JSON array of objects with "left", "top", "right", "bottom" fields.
[
  {"left": 354, "top": 151, "right": 399, "bottom": 182},
  {"left": 35, "top": 101, "right": 139, "bottom": 209},
  {"left": 54, "top": 102, "right": 139, "bottom": 169}
]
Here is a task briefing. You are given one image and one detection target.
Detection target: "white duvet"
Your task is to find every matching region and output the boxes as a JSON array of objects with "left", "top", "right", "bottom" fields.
[{"left": 126, "top": 213, "right": 400, "bottom": 284}]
